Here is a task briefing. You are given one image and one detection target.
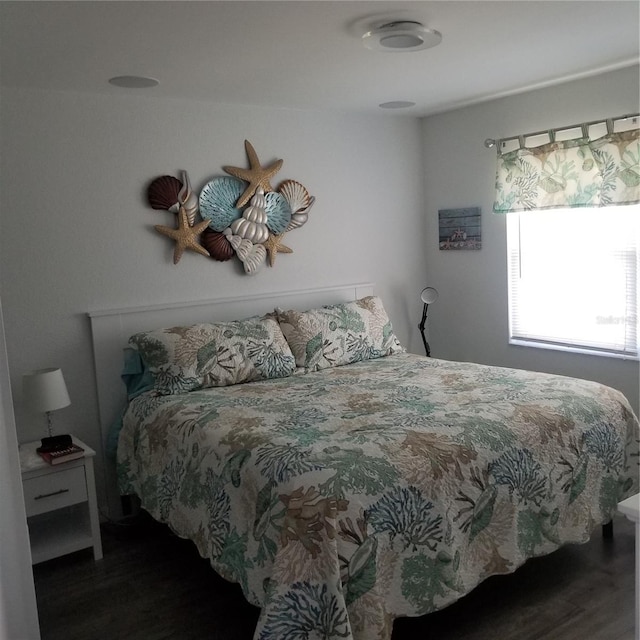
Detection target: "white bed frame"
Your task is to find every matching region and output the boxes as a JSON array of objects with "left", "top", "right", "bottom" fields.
[{"left": 88, "top": 282, "right": 374, "bottom": 519}]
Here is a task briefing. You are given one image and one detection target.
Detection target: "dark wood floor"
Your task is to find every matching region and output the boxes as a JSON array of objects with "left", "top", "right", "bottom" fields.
[{"left": 33, "top": 512, "right": 637, "bottom": 640}]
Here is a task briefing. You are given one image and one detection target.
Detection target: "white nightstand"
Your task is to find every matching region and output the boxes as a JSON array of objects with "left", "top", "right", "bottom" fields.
[
  {"left": 19, "top": 436, "right": 103, "bottom": 564},
  {"left": 619, "top": 493, "right": 640, "bottom": 640}
]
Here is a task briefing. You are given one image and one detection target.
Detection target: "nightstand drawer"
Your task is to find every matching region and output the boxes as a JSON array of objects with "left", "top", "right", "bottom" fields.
[{"left": 23, "top": 466, "right": 87, "bottom": 517}]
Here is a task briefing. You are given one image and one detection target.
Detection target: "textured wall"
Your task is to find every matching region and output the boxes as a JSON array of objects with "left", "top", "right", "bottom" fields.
[
  {"left": 0, "top": 89, "right": 425, "bottom": 507},
  {"left": 421, "top": 65, "right": 640, "bottom": 413}
]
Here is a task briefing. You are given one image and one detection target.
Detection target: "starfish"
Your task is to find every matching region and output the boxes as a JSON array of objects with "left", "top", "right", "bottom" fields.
[
  {"left": 155, "top": 206, "right": 210, "bottom": 264},
  {"left": 223, "top": 140, "right": 283, "bottom": 208},
  {"left": 263, "top": 232, "right": 293, "bottom": 267}
]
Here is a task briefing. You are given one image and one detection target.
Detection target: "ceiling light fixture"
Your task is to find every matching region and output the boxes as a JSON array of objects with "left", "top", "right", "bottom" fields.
[
  {"left": 379, "top": 101, "right": 416, "bottom": 109},
  {"left": 362, "top": 20, "right": 442, "bottom": 52},
  {"left": 108, "top": 75, "right": 159, "bottom": 89}
]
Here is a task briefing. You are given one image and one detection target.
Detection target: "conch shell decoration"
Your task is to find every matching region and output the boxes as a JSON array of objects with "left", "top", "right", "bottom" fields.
[
  {"left": 146, "top": 140, "right": 315, "bottom": 274},
  {"left": 177, "top": 171, "right": 199, "bottom": 226},
  {"left": 223, "top": 228, "right": 267, "bottom": 275},
  {"left": 229, "top": 188, "right": 270, "bottom": 244}
]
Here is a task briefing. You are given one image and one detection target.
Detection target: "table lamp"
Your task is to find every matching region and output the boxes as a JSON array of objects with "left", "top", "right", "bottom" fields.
[
  {"left": 419, "top": 287, "right": 439, "bottom": 357},
  {"left": 23, "top": 367, "right": 72, "bottom": 452}
]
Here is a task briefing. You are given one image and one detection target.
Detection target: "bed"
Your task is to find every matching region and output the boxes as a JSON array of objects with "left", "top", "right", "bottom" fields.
[{"left": 89, "top": 284, "right": 640, "bottom": 640}]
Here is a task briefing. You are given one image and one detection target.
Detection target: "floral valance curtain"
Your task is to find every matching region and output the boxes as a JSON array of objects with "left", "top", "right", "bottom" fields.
[{"left": 493, "top": 128, "right": 640, "bottom": 213}]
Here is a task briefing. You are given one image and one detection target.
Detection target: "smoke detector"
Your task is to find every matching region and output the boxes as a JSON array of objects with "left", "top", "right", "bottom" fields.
[{"left": 362, "top": 20, "right": 442, "bottom": 52}]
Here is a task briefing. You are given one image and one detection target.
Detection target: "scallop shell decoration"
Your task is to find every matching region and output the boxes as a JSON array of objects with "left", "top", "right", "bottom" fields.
[
  {"left": 279, "top": 180, "right": 315, "bottom": 232},
  {"left": 223, "top": 229, "right": 266, "bottom": 275},
  {"left": 280, "top": 180, "right": 311, "bottom": 214},
  {"left": 201, "top": 229, "right": 235, "bottom": 262},
  {"left": 148, "top": 175, "right": 183, "bottom": 212},
  {"left": 177, "top": 171, "right": 199, "bottom": 226},
  {"left": 263, "top": 191, "right": 292, "bottom": 234},
  {"left": 199, "top": 177, "right": 244, "bottom": 232},
  {"left": 229, "top": 188, "right": 270, "bottom": 244}
]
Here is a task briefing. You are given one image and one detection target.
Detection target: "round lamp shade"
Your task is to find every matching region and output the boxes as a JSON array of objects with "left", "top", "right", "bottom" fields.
[
  {"left": 421, "top": 287, "right": 439, "bottom": 304},
  {"left": 23, "top": 368, "right": 71, "bottom": 413}
]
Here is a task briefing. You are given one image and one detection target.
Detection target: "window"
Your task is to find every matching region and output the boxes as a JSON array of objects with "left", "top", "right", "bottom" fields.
[{"left": 507, "top": 205, "right": 639, "bottom": 359}]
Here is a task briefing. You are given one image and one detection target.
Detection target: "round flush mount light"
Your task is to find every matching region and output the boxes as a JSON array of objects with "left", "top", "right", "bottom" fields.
[
  {"left": 362, "top": 21, "right": 442, "bottom": 52},
  {"left": 108, "top": 75, "right": 159, "bottom": 89},
  {"left": 379, "top": 100, "right": 416, "bottom": 109}
]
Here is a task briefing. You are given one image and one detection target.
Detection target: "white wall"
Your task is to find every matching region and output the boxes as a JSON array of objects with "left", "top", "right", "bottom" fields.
[
  {"left": 0, "top": 88, "right": 426, "bottom": 510},
  {"left": 0, "top": 293, "right": 40, "bottom": 640},
  {"left": 421, "top": 65, "right": 640, "bottom": 413}
]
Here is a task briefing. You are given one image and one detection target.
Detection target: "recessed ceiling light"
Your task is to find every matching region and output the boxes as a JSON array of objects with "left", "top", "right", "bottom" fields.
[
  {"left": 362, "top": 21, "right": 442, "bottom": 53},
  {"left": 379, "top": 101, "right": 416, "bottom": 109},
  {"left": 108, "top": 75, "right": 159, "bottom": 89}
]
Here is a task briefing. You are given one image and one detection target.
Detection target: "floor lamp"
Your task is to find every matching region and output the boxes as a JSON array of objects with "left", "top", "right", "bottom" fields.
[{"left": 419, "top": 287, "right": 438, "bottom": 357}]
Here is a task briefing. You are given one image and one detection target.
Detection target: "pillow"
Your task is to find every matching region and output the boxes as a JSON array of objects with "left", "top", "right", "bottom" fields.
[
  {"left": 276, "top": 296, "right": 404, "bottom": 371},
  {"left": 128, "top": 315, "right": 296, "bottom": 395},
  {"left": 121, "top": 348, "right": 156, "bottom": 400}
]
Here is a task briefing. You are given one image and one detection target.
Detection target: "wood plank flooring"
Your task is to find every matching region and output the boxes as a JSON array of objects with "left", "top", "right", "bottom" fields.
[{"left": 32, "top": 512, "right": 637, "bottom": 640}]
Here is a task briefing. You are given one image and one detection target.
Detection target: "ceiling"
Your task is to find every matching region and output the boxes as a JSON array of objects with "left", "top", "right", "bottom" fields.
[{"left": 1, "top": 1, "right": 638, "bottom": 117}]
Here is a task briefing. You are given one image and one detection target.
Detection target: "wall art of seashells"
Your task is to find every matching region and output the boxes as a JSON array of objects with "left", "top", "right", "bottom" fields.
[{"left": 145, "top": 141, "right": 315, "bottom": 274}]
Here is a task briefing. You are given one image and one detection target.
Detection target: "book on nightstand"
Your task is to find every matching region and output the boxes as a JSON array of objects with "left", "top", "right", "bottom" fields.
[{"left": 37, "top": 443, "right": 84, "bottom": 465}]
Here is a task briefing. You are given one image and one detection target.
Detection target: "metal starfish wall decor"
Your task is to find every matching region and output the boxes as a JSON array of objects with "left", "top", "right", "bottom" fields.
[
  {"left": 147, "top": 141, "right": 315, "bottom": 274},
  {"left": 223, "top": 140, "right": 284, "bottom": 208}
]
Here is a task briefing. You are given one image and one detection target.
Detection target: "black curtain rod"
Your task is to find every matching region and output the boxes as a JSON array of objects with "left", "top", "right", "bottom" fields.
[{"left": 484, "top": 112, "right": 639, "bottom": 150}]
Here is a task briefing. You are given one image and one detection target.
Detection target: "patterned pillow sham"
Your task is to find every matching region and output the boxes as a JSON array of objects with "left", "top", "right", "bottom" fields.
[
  {"left": 128, "top": 316, "right": 296, "bottom": 395},
  {"left": 276, "top": 296, "right": 404, "bottom": 371}
]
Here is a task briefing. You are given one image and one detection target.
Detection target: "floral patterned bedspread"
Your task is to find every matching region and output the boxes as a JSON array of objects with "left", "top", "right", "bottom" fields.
[{"left": 117, "top": 352, "right": 639, "bottom": 640}]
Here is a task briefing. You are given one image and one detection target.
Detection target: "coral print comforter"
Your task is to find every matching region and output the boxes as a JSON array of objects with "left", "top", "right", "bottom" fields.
[{"left": 117, "top": 352, "right": 639, "bottom": 640}]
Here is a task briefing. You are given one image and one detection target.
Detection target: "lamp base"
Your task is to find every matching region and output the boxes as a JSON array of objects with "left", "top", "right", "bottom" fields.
[{"left": 37, "top": 434, "right": 72, "bottom": 453}]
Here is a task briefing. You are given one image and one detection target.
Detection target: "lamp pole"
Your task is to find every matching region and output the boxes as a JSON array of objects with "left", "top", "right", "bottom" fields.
[
  {"left": 419, "top": 303, "right": 431, "bottom": 357},
  {"left": 419, "top": 286, "right": 438, "bottom": 357}
]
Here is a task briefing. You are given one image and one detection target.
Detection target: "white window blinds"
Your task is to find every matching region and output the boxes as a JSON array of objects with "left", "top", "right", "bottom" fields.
[{"left": 507, "top": 206, "right": 639, "bottom": 358}]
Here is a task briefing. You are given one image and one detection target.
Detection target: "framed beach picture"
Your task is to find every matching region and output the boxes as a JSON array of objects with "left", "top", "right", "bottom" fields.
[{"left": 438, "top": 207, "right": 481, "bottom": 250}]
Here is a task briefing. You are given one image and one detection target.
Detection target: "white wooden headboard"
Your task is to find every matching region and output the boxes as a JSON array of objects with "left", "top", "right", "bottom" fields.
[{"left": 88, "top": 282, "right": 374, "bottom": 518}]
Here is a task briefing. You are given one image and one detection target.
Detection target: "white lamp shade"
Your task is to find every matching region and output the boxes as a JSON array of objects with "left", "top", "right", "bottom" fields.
[{"left": 23, "top": 368, "right": 71, "bottom": 413}]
